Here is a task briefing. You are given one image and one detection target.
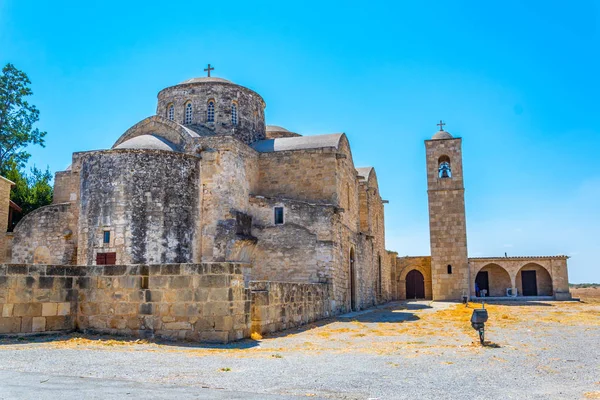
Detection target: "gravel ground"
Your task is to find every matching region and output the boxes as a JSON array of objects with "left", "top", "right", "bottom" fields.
[{"left": 0, "top": 301, "right": 598, "bottom": 399}]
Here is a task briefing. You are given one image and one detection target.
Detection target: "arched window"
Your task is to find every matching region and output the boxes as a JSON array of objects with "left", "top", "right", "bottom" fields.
[
  {"left": 184, "top": 102, "right": 193, "bottom": 125},
  {"left": 167, "top": 104, "right": 174, "bottom": 121},
  {"left": 207, "top": 100, "right": 215, "bottom": 122},
  {"left": 231, "top": 102, "right": 238, "bottom": 125},
  {"left": 438, "top": 155, "right": 452, "bottom": 178}
]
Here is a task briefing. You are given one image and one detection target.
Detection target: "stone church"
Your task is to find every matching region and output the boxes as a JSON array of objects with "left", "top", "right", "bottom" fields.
[
  {"left": 10, "top": 74, "right": 389, "bottom": 314},
  {"left": 0, "top": 72, "right": 571, "bottom": 341}
]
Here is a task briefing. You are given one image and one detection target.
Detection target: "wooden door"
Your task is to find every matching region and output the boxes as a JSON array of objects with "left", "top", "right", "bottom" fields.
[
  {"left": 406, "top": 270, "right": 425, "bottom": 299},
  {"left": 522, "top": 270, "right": 538, "bottom": 296},
  {"left": 96, "top": 252, "right": 117, "bottom": 265}
]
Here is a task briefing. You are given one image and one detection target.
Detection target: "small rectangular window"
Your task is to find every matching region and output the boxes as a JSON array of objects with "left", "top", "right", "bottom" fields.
[
  {"left": 103, "top": 231, "right": 110, "bottom": 244},
  {"left": 274, "top": 207, "right": 284, "bottom": 225},
  {"left": 447, "top": 264, "right": 452, "bottom": 274}
]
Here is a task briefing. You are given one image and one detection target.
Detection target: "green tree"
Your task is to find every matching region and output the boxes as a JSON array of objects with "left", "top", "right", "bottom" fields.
[
  {"left": 0, "top": 63, "right": 47, "bottom": 174},
  {"left": 4, "top": 165, "right": 53, "bottom": 229}
]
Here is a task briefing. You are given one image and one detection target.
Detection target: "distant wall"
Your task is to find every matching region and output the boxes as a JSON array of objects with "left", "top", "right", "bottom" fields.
[{"left": 249, "top": 281, "right": 330, "bottom": 335}]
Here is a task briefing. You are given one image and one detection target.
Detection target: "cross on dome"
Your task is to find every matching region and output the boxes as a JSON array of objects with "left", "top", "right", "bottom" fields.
[
  {"left": 437, "top": 120, "right": 446, "bottom": 131},
  {"left": 204, "top": 64, "right": 215, "bottom": 77}
]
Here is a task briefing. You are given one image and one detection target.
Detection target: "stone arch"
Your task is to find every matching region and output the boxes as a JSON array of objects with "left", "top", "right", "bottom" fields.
[
  {"left": 112, "top": 115, "right": 200, "bottom": 150},
  {"left": 33, "top": 246, "right": 51, "bottom": 264},
  {"left": 405, "top": 269, "right": 425, "bottom": 299},
  {"left": 516, "top": 263, "right": 553, "bottom": 296},
  {"left": 397, "top": 263, "right": 432, "bottom": 300},
  {"left": 473, "top": 263, "right": 512, "bottom": 297}
]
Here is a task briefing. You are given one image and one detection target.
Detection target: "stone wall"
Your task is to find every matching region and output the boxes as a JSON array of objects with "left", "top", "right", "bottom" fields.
[
  {"left": 256, "top": 149, "right": 339, "bottom": 204},
  {"left": 0, "top": 263, "right": 251, "bottom": 342},
  {"left": 249, "top": 281, "right": 330, "bottom": 335},
  {"left": 0, "top": 177, "right": 13, "bottom": 263},
  {"left": 77, "top": 149, "right": 200, "bottom": 265},
  {"left": 12, "top": 203, "right": 77, "bottom": 265},
  {"left": 249, "top": 195, "right": 335, "bottom": 284},
  {"left": 195, "top": 136, "right": 259, "bottom": 262},
  {"left": 0, "top": 264, "right": 77, "bottom": 334},
  {"left": 0, "top": 262, "right": 341, "bottom": 342},
  {"left": 77, "top": 263, "right": 251, "bottom": 342}
]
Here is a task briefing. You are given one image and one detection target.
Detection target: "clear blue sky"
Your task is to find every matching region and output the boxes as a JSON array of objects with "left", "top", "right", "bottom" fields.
[{"left": 1, "top": 1, "right": 598, "bottom": 282}]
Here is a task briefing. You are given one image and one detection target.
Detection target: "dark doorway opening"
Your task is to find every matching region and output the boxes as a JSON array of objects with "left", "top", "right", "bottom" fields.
[
  {"left": 475, "top": 271, "right": 489, "bottom": 296},
  {"left": 405, "top": 270, "right": 425, "bottom": 299},
  {"left": 521, "top": 270, "right": 538, "bottom": 296},
  {"left": 350, "top": 248, "right": 357, "bottom": 311}
]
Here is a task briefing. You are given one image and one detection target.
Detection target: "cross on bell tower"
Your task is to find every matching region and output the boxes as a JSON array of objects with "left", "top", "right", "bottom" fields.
[
  {"left": 437, "top": 120, "right": 446, "bottom": 131},
  {"left": 204, "top": 64, "right": 214, "bottom": 77}
]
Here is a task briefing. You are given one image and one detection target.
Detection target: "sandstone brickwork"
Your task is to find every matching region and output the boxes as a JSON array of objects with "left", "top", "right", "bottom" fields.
[
  {"left": 249, "top": 281, "right": 330, "bottom": 335},
  {"left": 425, "top": 134, "right": 469, "bottom": 300},
  {"left": 0, "top": 177, "right": 14, "bottom": 263},
  {"left": 12, "top": 204, "right": 77, "bottom": 265},
  {"left": 0, "top": 264, "right": 77, "bottom": 334}
]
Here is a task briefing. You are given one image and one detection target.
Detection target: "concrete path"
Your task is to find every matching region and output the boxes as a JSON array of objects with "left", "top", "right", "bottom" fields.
[{"left": 0, "top": 370, "right": 315, "bottom": 400}]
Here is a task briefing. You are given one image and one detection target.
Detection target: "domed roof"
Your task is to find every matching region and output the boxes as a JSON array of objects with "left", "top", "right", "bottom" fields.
[
  {"left": 178, "top": 77, "right": 233, "bottom": 85},
  {"left": 114, "top": 134, "right": 181, "bottom": 152},
  {"left": 432, "top": 130, "right": 453, "bottom": 140},
  {"left": 266, "top": 125, "right": 290, "bottom": 132}
]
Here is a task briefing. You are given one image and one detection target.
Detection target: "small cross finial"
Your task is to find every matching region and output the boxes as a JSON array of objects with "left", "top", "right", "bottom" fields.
[
  {"left": 437, "top": 120, "right": 446, "bottom": 131},
  {"left": 204, "top": 64, "right": 215, "bottom": 77}
]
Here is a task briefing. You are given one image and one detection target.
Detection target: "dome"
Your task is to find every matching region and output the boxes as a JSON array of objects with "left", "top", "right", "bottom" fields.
[
  {"left": 266, "top": 125, "right": 290, "bottom": 132},
  {"left": 178, "top": 77, "right": 233, "bottom": 85},
  {"left": 114, "top": 134, "right": 181, "bottom": 152},
  {"left": 432, "top": 130, "right": 453, "bottom": 140},
  {"left": 265, "top": 125, "right": 301, "bottom": 139}
]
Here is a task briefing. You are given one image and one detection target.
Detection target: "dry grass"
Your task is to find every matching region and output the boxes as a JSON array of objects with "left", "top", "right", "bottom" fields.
[
  {"left": 21, "top": 301, "right": 598, "bottom": 359},
  {"left": 572, "top": 286, "right": 600, "bottom": 303}
]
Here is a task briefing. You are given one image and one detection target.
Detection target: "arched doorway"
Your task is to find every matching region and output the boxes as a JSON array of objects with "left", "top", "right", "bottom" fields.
[
  {"left": 349, "top": 248, "right": 357, "bottom": 311},
  {"left": 475, "top": 264, "right": 511, "bottom": 297},
  {"left": 517, "top": 263, "right": 553, "bottom": 296},
  {"left": 406, "top": 270, "right": 425, "bottom": 299}
]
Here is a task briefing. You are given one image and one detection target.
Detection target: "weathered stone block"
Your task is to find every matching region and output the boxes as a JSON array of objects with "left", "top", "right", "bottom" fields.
[
  {"left": 13, "top": 303, "right": 42, "bottom": 317},
  {"left": 32, "top": 316, "right": 46, "bottom": 332},
  {"left": 57, "top": 302, "right": 71, "bottom": 316},
  {"left": 2, "top": 303, "right": 14, "bottom": 317},
  {"left": 46, "top": 316, "right": 73, "bottom": 331},
  {"left": 0, "top": 317, "right": 21, "bottom": 333},
  {"left": 42, "top": 303, "right": 58, "bottom": 316}
]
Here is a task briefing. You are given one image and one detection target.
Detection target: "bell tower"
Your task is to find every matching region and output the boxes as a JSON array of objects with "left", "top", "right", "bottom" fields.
[{"left": 425, "top": 122, "right": 469, "bottom": 300}]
